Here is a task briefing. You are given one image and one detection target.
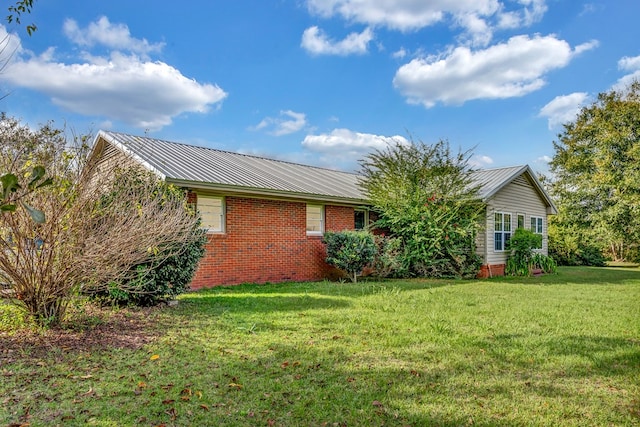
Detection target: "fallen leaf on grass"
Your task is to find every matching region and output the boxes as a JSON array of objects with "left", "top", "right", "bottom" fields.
[
  {"left": 162, "top": 399, "right": 175, "bottom": 405},
  {"left": 200, "top": 404, "right": 209, "bottom": 411},
  {"left": 165, "top": 407, "right": 177, "bottom": 421},
  {"left": 150, "top": 354, "right": 160, "bottom": 361},
  {"left": 228, "top": 383, "right": 243, "bottom": 390},
  {"left": 372, "top": 400, "right": 383, "bottom": 407}
]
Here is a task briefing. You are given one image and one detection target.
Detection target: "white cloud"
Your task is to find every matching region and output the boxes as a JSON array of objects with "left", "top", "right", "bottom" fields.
[
  {"left": 63, "top": 16, "right": 164, "bottom": 57},
  {"left": 306, "top": 0, "right": 500, "bottom": 32},
  {"left": 0, "top": 21, "right": 226, "bottom": 130},
  {"left": 301, "top": 26, "right": 374, "bottom": 55},
  {"left": 302, "top": 128, "right": 409, "bottom": 170},
  {"left": 537, "top": 155, "right": 552, "bottom": 163},
  {"left": 614, "top": 54, "right": 640, "bottom": 91},
  {"left": 469, "top": 154, "right": 494, "bottom": 168},
  {"left": 619, "top": 55, "right": 640, "bottom": 71},
  {"left": 303, "top": 128, "right": 408, "bottom": 154},
  {"left": 539, "top": 92, "right": 589, "bottom": 129},
  {"left": 497, "top": 0, "right": 547, "bottom": 29},
  {"left": 455, "top": 13, "right": 493, "bottom": 47},
  {"left": 393, "top": 34, "right": 585, "bottom": 107},
  {"left": 252, "top": 110, "right": 308, "bottom": 136},
  {"left": 305, "top": 1, "right": 547, "bottom": 47},
  {"left": 574, "top": 39, "right": 599, "bottom": 55},
  {"left": 392, "top": 47, "right": 407, "bottom": 59}
]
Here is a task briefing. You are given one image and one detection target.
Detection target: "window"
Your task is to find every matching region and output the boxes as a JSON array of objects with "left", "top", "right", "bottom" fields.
[
  {"left": 198, "top": 195, "right": 225, "bottom": 232},
  {"left": 306, "top": 204, "right": 324, "bottom": 235},
  {"left": 354, "top": 209, "right": 368, "bottom": 230},
  {"left": 517, "top": 213, "right": 525, "bottom": 229},
  {"left": 494, "top": 212, "right": 512, "bottom": 251},
  {"left": 531, "top": 216, "right": 543, "bottom": 249}
]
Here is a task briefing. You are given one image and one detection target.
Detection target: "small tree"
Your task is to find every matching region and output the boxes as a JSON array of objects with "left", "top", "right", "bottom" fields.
[
  {"left": 359, "top": 139, "right": 484, "bottom": 278},
  {"left": 323, "top": 230, "right": 377, "bottom": 283}
]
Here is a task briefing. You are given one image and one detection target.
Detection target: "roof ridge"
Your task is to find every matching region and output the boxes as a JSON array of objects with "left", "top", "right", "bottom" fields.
[
  {"left": 472, "top": 164, "right": 526, "bottom": 173},
  {"left": 102, "top": 130, "right": 360, "bottom": 176}
]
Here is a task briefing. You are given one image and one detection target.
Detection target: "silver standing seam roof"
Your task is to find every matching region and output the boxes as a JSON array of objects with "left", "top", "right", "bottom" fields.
[
  {"left": 95, "top": 131, "right": 556, "bottom": 212},
  {"left": 96, "top": 131, "right": 366, "bottom": 204}
]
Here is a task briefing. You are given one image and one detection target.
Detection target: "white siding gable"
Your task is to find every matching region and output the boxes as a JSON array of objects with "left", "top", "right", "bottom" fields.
[{"left": 477, "top": 174, "right": 550, "bottom": 265}]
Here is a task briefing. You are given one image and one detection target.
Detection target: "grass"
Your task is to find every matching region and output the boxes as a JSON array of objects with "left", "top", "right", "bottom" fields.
[{"left": 1, "top": 266, "right": 639, "bottom": 426}]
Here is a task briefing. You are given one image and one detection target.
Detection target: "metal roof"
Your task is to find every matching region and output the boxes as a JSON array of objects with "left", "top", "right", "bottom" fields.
[
  {"left": 96, "top": 130, "right": 366, "bottom": 203},
  {"left": 94, "top": 131, "right": 556, "bottom": 212},
  {"left": 471, "top": 165, "right": 557, "bottom": 213}
]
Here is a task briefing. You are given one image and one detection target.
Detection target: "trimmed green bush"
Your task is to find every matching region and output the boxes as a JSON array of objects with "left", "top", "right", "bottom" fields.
[{"left": 323, "top": 230, "right": 377, "bottom": 283}]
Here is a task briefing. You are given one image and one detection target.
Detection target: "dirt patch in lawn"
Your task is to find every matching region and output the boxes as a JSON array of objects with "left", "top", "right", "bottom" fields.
[{"left": 0, "top": 305, "right": 164, "bottom": 364}]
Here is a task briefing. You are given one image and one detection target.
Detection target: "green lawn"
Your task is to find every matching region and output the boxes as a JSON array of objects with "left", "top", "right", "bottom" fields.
[{"left": 1, "top": 266, "right": 639, "bottom": 426}]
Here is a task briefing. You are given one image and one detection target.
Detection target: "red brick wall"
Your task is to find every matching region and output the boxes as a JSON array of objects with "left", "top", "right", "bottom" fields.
[
  {"left": 190, "top": 195, "right": 356, "bottom": 289},
  {"left": 477, "top": 263, "right": 506, "bottom": 278}
]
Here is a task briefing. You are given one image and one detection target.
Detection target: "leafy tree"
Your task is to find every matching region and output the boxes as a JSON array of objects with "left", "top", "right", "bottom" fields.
[
  {"left": 359, "top": 139, "right": 485, "bottom": 278},
  {"left": 323, "top": 230, "right": 377, "bottom": 283},
  {"left": 549, "top": 81, "right": 640, "bottom": 261}
]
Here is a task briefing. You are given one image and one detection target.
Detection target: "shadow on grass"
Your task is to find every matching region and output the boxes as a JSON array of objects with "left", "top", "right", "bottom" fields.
[{"left": 476, "top": 333, "right": 640, "bottom": 377}]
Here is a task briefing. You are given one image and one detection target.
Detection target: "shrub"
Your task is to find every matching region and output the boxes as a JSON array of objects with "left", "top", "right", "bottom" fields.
[
  {"left": 505, "top": 228, "right": 541, "bottom": 276},
  {"left": 89, "top": 183, "right": 206, "bottom": 306},
  {"left": 323, "top": 230, "right": 377, "bottom": 283},
  {"left": 371, "top": 235, "right": 407, "bottom": 278},
  {"left": 99, "top": 227, "right": 206, "bottom": 306}
]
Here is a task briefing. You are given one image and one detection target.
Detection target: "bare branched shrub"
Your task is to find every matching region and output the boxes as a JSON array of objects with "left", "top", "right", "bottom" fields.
[{"left": 0, "top": 116, "right": 201, "bottom": 325}]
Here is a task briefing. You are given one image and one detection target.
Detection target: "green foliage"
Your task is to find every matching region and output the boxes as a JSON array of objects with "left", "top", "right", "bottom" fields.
[
  {"left": 371, "top": 235, "right": 407, "bottom": 278},
  {"left": 6, "top": 0, "right": 37, "bottom": 35},
  {"left": 506, "top": 228, "right": 557, "bottom": 276},
  {"left": 323, "top": 230, "right": 377, "bottom": 283},
  {"left": 1, "top": 166, "right": 52, "bottom": 222},
  {"left": 103, "top": 229, "right": 206, "bottom": 306},
  {"left": 359, "top": 139, "right": 485, "bottom": 279},
  {"left": 548, "top": 222, "right": 607, "bottom": 266},
  {"left": 549, "top": 80, "right": 640, "bottom": 262}
]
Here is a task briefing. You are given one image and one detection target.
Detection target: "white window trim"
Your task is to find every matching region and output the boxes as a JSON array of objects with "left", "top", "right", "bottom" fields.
[
  {"left": 354, "top": 209, "right": 369, "bottom": 230},
  {"left": 197, "top": 195, "right": 225, "bottom": 233},
  {"left": 494, "top": 212, "right": 512, "bottom": 252},
  {"left": 530, "top": 215, "right": 544, "bottom": 249},
  {"left": 306, "top": 204, "right": 324, "bottom": 236}
]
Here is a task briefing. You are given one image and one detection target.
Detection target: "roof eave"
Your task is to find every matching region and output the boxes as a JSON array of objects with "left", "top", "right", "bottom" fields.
[
  {"left": 481, "top": 165, "right": 557, "bottom": 214},
  {"left": 167, "top": 178, "right": 368, "bottom": 206}
]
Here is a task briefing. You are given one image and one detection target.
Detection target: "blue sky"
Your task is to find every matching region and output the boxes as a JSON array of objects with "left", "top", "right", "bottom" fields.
[{"left": 1, "top": 0, "right": 638, "bottom": 173}]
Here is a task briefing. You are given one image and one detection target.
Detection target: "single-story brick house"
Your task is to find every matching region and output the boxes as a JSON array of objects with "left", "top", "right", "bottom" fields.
[{"left": 91, "top": 131, "right": 556, "bottom": 287}]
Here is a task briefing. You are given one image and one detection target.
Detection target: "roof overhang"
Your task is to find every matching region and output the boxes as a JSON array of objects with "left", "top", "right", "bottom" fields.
[{"left": 167, "top": 178, "right": 368, "bottom": 206}]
